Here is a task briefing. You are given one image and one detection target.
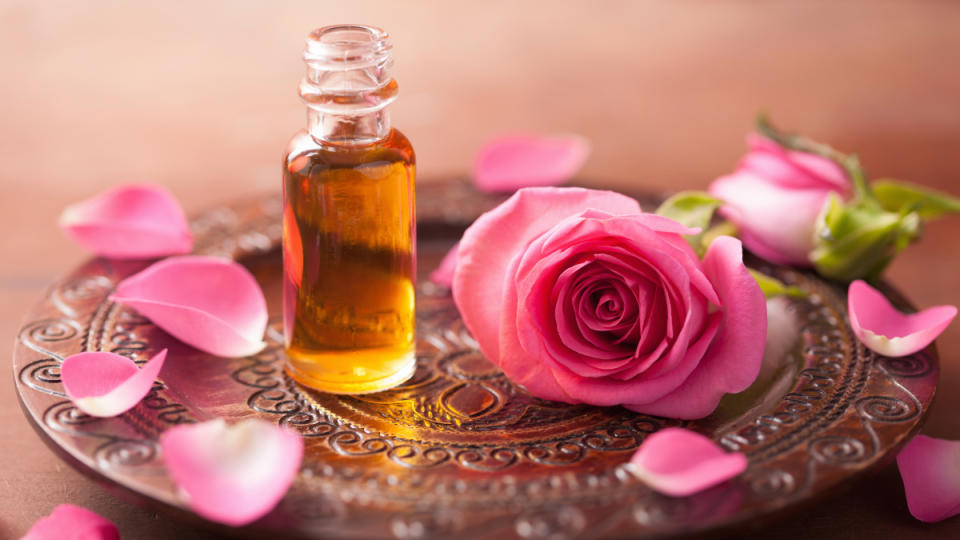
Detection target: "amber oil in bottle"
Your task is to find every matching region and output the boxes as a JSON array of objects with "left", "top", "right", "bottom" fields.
[{"left": 282, "top": 25, "right": 416, "bottom": 394}]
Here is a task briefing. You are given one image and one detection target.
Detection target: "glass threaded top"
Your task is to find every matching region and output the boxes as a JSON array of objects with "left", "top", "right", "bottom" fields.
[
  {"left": 304, "top": 25, "right": 392, "bottom": 70},
  {"left": 300, "top": 25, "right": 398, "bottom": 116}
]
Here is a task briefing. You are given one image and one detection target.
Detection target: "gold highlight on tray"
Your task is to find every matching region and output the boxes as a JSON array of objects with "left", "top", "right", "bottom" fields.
[{"left": 282, "top": 25, "right": 416, "bottom": 394}]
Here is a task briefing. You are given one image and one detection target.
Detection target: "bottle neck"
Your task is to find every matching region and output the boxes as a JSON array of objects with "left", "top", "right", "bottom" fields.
[
  {"left": 306, "top": 105, "right": 391, "bottom": 146},
  {"left": 300, "top": 25, "right": 397, "bottom": 146}
]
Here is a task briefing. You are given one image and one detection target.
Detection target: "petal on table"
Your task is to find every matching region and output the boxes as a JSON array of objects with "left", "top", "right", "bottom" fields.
[
  {"left": 59, "top": 183, "right": 193, "bottom": 259},
  {"left": 22, "top": 504, "right": 119, "bottom": 540},
  {"left": 61, "top": 350, "right": 166, "bottom": 417},
  {"left": 848, "top": 280, "right": 956, "bottom": 357},
  {"left": 161, "top": 418, "right": 303, "bottom": 526},
  {"left": 897, "top": 435, "right": 960, "bottom": 522},
  {"left": 429, "top": 241, "right": 459, "bottom": 287},
  {"left": 473, "top": 134, "right": 590, "bottom": 192},
  {"left": 109, "top": 256, "right": 268, "bottom": 357},
  {"left": 628, "top": 427, "right": 747, "bottom": 497}
]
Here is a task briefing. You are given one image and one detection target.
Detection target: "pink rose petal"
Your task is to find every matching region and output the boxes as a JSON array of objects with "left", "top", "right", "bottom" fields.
[
  {"left": 109, "top": 256, "right": 268, "bottom": 357},
  {"left": 629, "top": 427, "right": 747, "bottom": 497},
  {"left": 60, "top": 183, "right": 193, "bottom": 259},
  {"left": 473, "top": 134, "right": 590, "bottom": 193},
  {"left": 429, "top": 241, "right": 459, "bottom": 287},
  {"left": 710, "top": 171, "right": 830, "bottom": 266},
  {"left": 453, "top": 187, "right": 642, "bottom": 368},
  {"left": 22, "top": 504, "right": 119, "bottom": 540},
  {"left": 897, "top": 434, "right": 960, "bottom": 522},
  {"left": 848, "top": 280, "right": 956, "bottom": 357},
  {"left": 60, "top": 350, "right": 166, "bottom": 417},
  {"left": 160, "top": 418, "right": 303, "bottom": 526},
  {"left": 744, "top": 134, "right": 849, "bottom": 191},
  {"left": 625, "top": 236, "right": 767, "bottom": 418}
]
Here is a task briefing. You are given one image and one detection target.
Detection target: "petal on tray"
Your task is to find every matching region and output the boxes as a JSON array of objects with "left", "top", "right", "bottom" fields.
[
  {"left": 161, "top": 418, "right": 304, "bottom": 526},
  {"left": 897, "top": 435, "right": 960, "bottom": 522},
  {"left": 628, "top": 428, "right": 747, "bottom": 497},
  {"left": 22, "top": 504, "right": 119, "bottom": 540},
  {"left": 473, "top": 134, "right": 590, "bottom": 193},
  {"left": 61, "top": 350, "right": 166, "bottom": 417},
  {"left": 60, "top": 183, "right": 193, "bottom": 259},
  {"left": 109, "top": 256, "right": 268, "bottom": 357},
  {"left": 848, "top": 280, "right": 956, "bottom": 357}
]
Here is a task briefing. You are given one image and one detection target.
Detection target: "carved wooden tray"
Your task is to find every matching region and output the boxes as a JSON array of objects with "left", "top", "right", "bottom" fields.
[{"left": 13, "top": 181, "right": 937, "bottom": 539}]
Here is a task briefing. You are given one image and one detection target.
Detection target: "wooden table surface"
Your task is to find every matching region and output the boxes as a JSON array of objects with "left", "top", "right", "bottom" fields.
[{"left": 2, "top": 1, "right": 959, "bottom": 538}]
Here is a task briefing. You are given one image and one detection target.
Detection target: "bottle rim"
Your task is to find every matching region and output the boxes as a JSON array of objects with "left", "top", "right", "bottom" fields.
[{"left": 303, "top": 24, "right": 393, "bottom": 69}]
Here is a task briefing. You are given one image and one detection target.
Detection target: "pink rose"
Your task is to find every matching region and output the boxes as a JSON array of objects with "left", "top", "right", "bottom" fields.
[
  {"left": 452, "top": 187, "right": 767, "bottom": 419},
  {"left": 709, "top": 134, "right": 851, "bottom": 265}
]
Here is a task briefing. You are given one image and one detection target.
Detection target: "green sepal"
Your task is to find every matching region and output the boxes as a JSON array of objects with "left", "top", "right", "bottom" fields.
[
  {"left": 748, "top": 269, "right": 807, "bottom": 299},
  {"left": 655, "top": 191, "right": 722, "bottom": 256},
  {"left": 810, "top": 193, "right": 921, "bottom": 281},
  {"left": 872, "top": 179, "right": 960, "bottom": 220}
]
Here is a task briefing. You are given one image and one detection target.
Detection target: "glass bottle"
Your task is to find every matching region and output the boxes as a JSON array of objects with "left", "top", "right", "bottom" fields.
[{"left": 282, "top": 25, "right": 416, "bottom": 394}]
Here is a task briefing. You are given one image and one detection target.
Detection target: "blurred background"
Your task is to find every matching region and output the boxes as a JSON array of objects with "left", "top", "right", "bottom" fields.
[{"left": 2, "top": 1, "right": 959, "bottom": 538}]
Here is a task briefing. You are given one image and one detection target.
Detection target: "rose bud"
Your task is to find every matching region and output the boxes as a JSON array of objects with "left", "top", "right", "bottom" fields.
[{"left": 709, "top": 134, "right": 851, "bottom": 266}]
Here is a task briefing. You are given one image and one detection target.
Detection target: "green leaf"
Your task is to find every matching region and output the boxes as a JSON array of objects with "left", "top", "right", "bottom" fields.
[
  {"left": 655, "top": 191, "right": 722, "bottom": 229},
  {"left": 872, "top": 179, "right": 960, "bottom": 220},
  {"left": 748, "top": 269, "right": 807, "bottom": 299},
  {"left": 655, "top": 191, "right": 722, "bottom": 256}
]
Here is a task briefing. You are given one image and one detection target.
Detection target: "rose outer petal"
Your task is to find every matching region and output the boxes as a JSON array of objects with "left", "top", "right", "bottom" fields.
[
  {"left": 22, "top": 504, "right": 120, "bottom": 540},
  {"left": 429, "top": 242, "right": 460, "bottom": 287},
  {"left": 453, "top": 187, "right": 641, "bottom": 367},
  {"left": 743, "top": 134, "right": 850, "bottom": 192},
  {"left": 629, "top": 428, "right": 747, "bottom": 497},
  {"left": 848, "top": 280, "right": 957, "bottom": 358},
  {"left": 627, "top": 236, "right": 766, "bottom": 419},
  {"left": 110, "top": 256, "right": 268, "bottom": 357},
  {"left": 897, "top": 435, "right": 960, "bottom": 522},
  {"left": 160, "top": 418, "right": 304, "bottom": 526},
  {"left": 711, "top": 171, "right": 830, "bottom": 266},
  {"left": 473, "top": 134, "right": 590, "bottom": 193},
  {"left": 59, "top": 183, "right": 193, "bottom": 259},
  {"left": 535, "top": 210, "right": 718, "bottom": 308},
  {"left": 61, "top": 350, "right": 167, "bottom": 418}
]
